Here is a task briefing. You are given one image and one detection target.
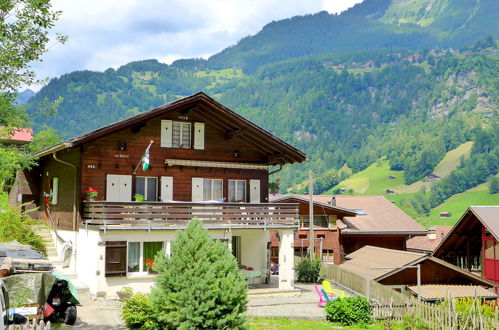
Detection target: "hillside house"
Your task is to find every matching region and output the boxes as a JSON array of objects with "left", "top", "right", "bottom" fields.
[
  {"left": 434, "top": 206, "right": 499, "bottom": 284},
  {"left": 270, "top": 195, "right": 427, "bottom": 264},
  {"left": 9, "top": 92, "right": 306, "bottom": 296},
  {"left": 339, "top": 246, "right": 497, "bottom": 300}
]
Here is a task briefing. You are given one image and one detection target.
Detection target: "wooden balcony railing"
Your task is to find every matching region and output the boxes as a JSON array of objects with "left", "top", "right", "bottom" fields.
[{"left": 82, "top": 201, "right": 299, "bottom": 230}]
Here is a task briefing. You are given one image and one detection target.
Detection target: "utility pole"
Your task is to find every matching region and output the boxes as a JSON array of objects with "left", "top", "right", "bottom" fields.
[{"left": 309, "top": 170, "right": 314, "bottom": 258}]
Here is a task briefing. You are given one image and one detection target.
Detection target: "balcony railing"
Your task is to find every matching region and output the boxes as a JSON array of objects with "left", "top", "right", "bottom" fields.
[{"left": 82, "top": 201, "right": 299, "bottom": 230}]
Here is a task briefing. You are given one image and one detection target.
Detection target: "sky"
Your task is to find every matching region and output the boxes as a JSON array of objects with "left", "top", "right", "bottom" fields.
[{"left": 30, "top": 0, "right": 363, "bottom": 88}]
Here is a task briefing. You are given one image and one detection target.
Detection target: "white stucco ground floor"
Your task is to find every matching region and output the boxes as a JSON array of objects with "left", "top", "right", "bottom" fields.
[{"left": 51, "top": 226, "right": 295, "bottom": 297}]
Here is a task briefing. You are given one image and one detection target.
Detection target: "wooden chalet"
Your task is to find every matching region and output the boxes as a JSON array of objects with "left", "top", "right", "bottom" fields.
[
  {"left": 270, "top": 195, "right": 427, "bottom": 264},
  {"left": 10, "top": 92, "right": 306, "bottom": 296},
  {"left": 340, "top": 246, "right": 497, "bottom": 299},
  {"left": 434, "top": 206, "right": 499, "bottom": 284}
]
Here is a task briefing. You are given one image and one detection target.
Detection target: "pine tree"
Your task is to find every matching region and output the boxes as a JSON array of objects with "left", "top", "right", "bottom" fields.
[
  {"left": 490, "top": 176, "right": 499, "bottom": 194},
  {"left": 150, "top": 219, "right": 247, "bottom": 329}
]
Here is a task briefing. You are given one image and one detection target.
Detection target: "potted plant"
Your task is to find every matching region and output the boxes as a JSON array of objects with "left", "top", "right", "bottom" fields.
[
  {"left": 117, "top": 286, "right": 133, "bottom": 302},
  {"left": 269, "top": 178, "right": 280, "bottom": 195},
  {"left": 134, "top": 194, "right": 145, "bottom": 202},
  {"left": 85, "top": 186, "right": 99, "bottom": 201},
  {"left": 145, "top": 258, "right": 157, "bottom": 274}
]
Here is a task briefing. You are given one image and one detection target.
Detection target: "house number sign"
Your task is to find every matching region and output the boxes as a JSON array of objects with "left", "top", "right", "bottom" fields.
[
  {"left": 115, "top": 154, "right": 130, "bottom": 158},
  {"left": 178, "top": 115, "right": 189, "bottom": 120}
]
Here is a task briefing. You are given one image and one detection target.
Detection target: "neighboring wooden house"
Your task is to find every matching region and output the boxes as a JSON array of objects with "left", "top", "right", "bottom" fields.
[
  {"left": 339, "top": 246, "right": 497, "bottom": 300},
  {"left": 10, "top": 92, "right": 306, "bottom": 296},
  {"left": 270, "top": 195, "right": 427, "bottom": 264},
  {"left": 425, "top": 173, "right": 441, "bottom": 181},
  {"left": 434, "top": 206, "right": 499, "bottom": 284},
  {"left": 0, "top": 127, "right": 32, "bottom": 145},
  {"left": 406, "top": 226, "right": 452, "bottom": 254}
]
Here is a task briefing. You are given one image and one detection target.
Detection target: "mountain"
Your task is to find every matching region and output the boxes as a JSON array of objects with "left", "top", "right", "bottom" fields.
[
  {"left": 16, "top": 89, "right": 35, "bottom": 105},
  {"left": 174, "top": 0, "right": 499, "bottom": 73}
]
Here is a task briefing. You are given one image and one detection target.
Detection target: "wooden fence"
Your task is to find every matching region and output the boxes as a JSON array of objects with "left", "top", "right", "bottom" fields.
[{"left": 321, "top": 263, "right": 499, "bottom": 329}]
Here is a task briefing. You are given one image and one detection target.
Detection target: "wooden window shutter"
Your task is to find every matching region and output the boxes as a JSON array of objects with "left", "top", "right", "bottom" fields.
[
  {"left": 50, "top": 177, "right": 59, "bottom": 205},
  {"left": 193, "top": 122, "right": 205, "bottom": 150},
  {"left": 105, "top": 241, "right": 127, "bottom": 277},
  {"left": 191, "top": 178, "right": 204, "bottom": 202},
  {"left": 249, "top": 179, "right": 260, "bottom": 203},
  {"left": 161, "top": 120, "right": 173, "bottom": 148},
  {"left": 160, "top": 176, "right": 173, "bottom": 201}
]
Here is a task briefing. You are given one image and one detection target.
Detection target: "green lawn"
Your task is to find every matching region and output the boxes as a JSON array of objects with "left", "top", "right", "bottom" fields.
[
  {"left": 249, "top": 317, "right": 409, "bottom": 329},
  {"left": 432, "top": 141, "right": 473, "bottom": 178},
  {"left": 427, "top": 182, "right": 499, "bottom": 226}
]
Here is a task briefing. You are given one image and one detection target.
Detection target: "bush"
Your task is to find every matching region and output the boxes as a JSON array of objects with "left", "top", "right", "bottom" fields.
[
  {"left": 325, "top": 297, "right": 371, "bottom": 326},
  {"left": 0, "top": 202, "right": 46, "bottom": 255},
  {"left": 296, "top": 258, "right": 321, "bottom": 283},
  {"left": 122, "top": 293, "right": 158, "bottom": 329},
  {"left": 149, "top": 219, "right": 247, "bottom": 329}
]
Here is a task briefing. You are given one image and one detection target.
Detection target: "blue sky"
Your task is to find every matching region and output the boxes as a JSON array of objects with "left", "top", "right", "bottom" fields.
[{"left": 30, "top": 0, "right": 363, "bottom": 88}]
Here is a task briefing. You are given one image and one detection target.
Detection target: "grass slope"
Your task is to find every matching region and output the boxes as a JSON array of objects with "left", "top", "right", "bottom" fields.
[{"left": 428, "top": 180, "right": 499, "bottom": 226}]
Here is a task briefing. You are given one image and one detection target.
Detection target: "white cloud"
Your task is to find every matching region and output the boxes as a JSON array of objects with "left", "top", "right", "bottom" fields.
[{"left": 30, "top": 0, "right": 364, "bottom": 87}]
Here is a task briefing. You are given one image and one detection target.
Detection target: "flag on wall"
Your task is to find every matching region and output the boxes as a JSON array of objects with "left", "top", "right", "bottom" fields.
[{"left": 141, "top": 141, "right": 153, "bottom": 171}]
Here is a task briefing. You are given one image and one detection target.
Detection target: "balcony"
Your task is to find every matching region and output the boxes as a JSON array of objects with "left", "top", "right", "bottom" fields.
[{"left": 82, "top": 201, "right": 299, "bottom": 231}]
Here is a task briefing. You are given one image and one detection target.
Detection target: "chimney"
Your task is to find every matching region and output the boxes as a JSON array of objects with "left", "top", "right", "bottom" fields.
[{"left": 331, "top": 196, "right": 336, "bottom": 206}]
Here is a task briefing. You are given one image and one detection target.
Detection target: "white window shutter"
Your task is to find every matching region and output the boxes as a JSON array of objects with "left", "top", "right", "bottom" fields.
[
  {"left": 119, "top": 175, "right": 132, "bottom": 202},
  {"left": 161, "top": 120, "right": 173, "bottom": 148},
  {"left": 191, "top": 178, "right": 204, "bottom": 202},
  {"left": 51, "top": 177, "right": 59, "bottom": 205},
  {"left": 160, "top": 176, "right": 173, "bottom": 201},
  {"left": 249, "top": 179, "right": 260, "bottom": 203},
  {"left": 194, "top": 122, "right": 205, "bottom": 150}
]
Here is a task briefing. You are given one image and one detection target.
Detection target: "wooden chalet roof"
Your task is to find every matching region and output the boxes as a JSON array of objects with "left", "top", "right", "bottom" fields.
[
  {"left": 406, "top": 226, "right": 453, "bottom": 253},
  {"left": 270, "top": 195, "right": 358, "bottom": 217},
  {"left": 0, "top": 127, "right": 32, "bottom": 143},
  {"left": 272, "top": 195, "right": 426, "bottom": 235},
  {"left": 33, "top": 92, "right": 306, "bottom": 165},
  {"left": 340, "top": 246, "right": 497, "bottom": 287},
  {"left": 434, "top": 206, "right": 499, "bottom": 258},
  {"left": 407, "top": 285, "right": 497, "bottom": 301}
]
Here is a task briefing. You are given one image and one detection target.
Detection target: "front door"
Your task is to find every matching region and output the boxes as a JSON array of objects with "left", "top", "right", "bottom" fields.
[{"left": 106, "top": 175, "right": 132, "bottom": 201}]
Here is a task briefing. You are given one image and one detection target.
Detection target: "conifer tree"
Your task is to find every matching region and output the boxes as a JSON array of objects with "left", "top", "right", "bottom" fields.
[{"left": 150, "top": 219, "right": 247, "bottom": 329}]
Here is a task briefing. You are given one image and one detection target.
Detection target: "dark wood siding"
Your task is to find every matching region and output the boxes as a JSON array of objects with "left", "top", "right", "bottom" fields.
[
  {"left": 105, "top": 241, "right": 127, "bottom": 277},
  {"left": 80, "top": 112, "right": 270, "bottom": 202}
]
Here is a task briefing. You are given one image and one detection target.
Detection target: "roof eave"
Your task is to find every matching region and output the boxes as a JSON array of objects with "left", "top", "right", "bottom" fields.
[{"left": 341, "top": 230, "right": 428, "bottom": 236}]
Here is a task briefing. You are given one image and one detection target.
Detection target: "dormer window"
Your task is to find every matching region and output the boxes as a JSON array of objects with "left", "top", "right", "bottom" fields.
[{"left": 172, "top": 122, "right": 191, "bottom": 148}]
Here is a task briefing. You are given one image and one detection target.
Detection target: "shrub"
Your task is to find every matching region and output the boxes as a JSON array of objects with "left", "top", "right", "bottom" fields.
[
  {"left": 122, "top": 293, "right": 158, "bottom": 329},
  {"left": 149, "top": 219, "right": 247, "bottom": 329},
  {"left": 296, "top": 258, "right": 321, "bottom": 283},
  {"left": 0, "top": 202, "right": 46, "bottom": 255},
  {"left": 325, "top": 297, "right": 371, "bottom": 326}
]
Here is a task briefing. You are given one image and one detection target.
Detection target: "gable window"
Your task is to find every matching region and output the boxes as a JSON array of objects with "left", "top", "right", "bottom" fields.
[
  {"left": 228, "top": 180, "right": 246, "bottom": 202},
  {"left": 300, "top": 215, "right": 329, "bottom": 228},
  {"left": 172, "top": 122, "right": 191, "bottom": 148},
  {"left": 135, "top": 177, "right": 158, "bottom": 201},
  {"left": 203, "top": 179, "right": 223, "bottom": 201},
  {"left": 127, "top": 241, "right": 164, "bottom": 274}
]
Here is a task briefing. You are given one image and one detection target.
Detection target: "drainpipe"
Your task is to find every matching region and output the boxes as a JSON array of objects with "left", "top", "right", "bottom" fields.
[
  {"left": 52, "top": 152, "right": 78, "bottom": 272},
  {"left": 268, "top": 164, "right": 283, "bottom": 176}
]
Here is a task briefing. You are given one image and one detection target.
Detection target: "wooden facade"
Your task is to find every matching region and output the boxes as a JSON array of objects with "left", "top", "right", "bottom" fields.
[{"left": 10, "top": 93, "right": 306, "bottom": 231}]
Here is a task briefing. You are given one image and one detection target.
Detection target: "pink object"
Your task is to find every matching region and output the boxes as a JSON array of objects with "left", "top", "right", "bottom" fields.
[{"left": 313, "top": 283, "right": 328, "bottom": 307}]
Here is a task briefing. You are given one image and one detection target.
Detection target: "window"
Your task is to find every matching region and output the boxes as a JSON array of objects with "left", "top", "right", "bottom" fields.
[
  {"left": 203, "top": 179, "right": 223, "bottom": 200},
  {"left": 300, "top": 215, "right": 329, "bottom": 228},
  {"left": 231, "top": 236, "right": 241, "bottom": 265},
  {"left": 136, "top": 177, "right": 158, "bottom": 201},
  {"left": 172, "top": 121, "right": 191, "bottom": 148},
  {"left": 228, "top": 180, "right": 246, "bottom": 202},
  {"left": 127, "top": 241, "right": 164, "bottom": 274}
]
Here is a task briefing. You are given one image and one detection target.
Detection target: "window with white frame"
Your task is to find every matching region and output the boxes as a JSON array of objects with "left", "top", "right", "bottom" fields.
[
  {"left": 172, "top": 121, "right": 191, "bottom": 148},
  {"left": 228, "top": 180, "right": 246, "bottom": 202},
  {"left": 135, "top": 177, "right": 158, "bottom": 201},
  {"left": 203, "top": 179, "right": 223, "bottom": 201},
  {"left": 127, "top": 241, "right": 164, "bottom": 274}
]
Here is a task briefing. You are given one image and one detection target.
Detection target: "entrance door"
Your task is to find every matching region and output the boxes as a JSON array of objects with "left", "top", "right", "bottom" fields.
[{"left": 106, "top": 175, "right": 132, "bottom": 201}]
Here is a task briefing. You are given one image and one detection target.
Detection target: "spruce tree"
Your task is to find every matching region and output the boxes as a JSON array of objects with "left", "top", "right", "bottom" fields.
[{"left": 150, "top": 219, "right": 247, "bottom": 329}]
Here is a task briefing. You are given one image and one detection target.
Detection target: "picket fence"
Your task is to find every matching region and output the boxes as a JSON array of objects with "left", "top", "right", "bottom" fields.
[{"left": 321, "top": 263, "right": 499, "bottom": 329}]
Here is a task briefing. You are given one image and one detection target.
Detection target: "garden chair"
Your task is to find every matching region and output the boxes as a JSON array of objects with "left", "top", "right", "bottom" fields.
[
  {"left": 321, "top": 288, "right": 335, "bottom": 303},
  {"left": 313, "top": 283, "right": 328, "bottom": 307},
  {"left": 322, "top": 279, "right": 345, "bottom": 298}
]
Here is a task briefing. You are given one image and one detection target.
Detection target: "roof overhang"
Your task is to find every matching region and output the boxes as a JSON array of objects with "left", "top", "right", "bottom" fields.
[
  {"left": 271, "top": 195, "right": 358, "bottom": 217},
  {"left": 341, "top": 230, "right": 428, "bottom": 236}
]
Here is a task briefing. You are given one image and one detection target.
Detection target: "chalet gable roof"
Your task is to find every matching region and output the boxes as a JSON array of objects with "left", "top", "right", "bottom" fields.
[
  {"left": 33, "top": 92, "right": 306, "bottom": 165},
  {"left": 434, "top": 206, "right": 499, "bottom": 257},
  {"left": 270, "top": 195, "right": 358, "bottom": 217}
]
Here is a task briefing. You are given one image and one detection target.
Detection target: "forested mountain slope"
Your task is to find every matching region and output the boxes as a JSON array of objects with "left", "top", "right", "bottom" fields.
[{"left": 176, "top": 0, "right": 499, "bottom": 73}]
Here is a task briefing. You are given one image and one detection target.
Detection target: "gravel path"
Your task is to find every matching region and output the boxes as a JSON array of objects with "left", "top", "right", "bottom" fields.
[{"left": 72, "top": 293, "right": 125, "bottom": 329}]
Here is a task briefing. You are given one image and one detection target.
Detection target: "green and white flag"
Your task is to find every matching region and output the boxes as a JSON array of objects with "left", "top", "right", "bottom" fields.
[{"left": 142, "top": 142, "right": 153, "bottom": 171}]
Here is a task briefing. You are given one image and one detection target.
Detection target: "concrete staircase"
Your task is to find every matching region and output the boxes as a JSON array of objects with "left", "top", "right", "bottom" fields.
[{"left": 34, "top": 227, "right": 90, "bottom": 294}]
